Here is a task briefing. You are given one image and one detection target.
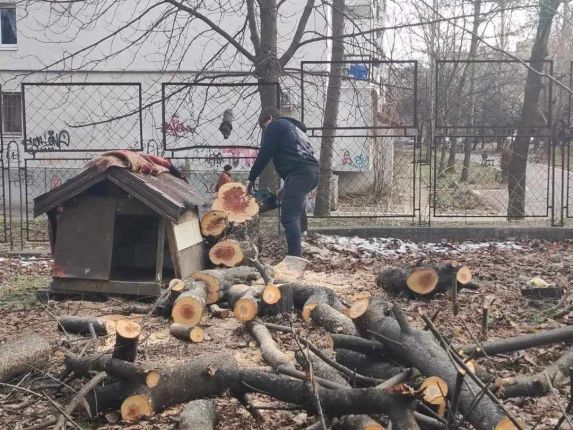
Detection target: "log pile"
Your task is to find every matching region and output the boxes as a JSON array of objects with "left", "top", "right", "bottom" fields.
[{"left": 5, "top": 182, "right": 573, "bottom": 429}]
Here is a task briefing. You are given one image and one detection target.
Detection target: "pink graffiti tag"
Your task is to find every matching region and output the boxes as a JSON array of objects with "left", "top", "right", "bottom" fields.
[
  {"left": 341, "top": 149, "right": 353, "bottom": 166},
  {"left": 163, "top": 114, "right": 194, "bottom": 137},
  {"left": 222, "top": 148, "right": 258, "bottom": 167}
]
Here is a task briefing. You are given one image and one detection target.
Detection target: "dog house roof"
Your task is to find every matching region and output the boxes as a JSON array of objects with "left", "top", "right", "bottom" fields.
[{"left": 34, "top": 165, "right": 208, "bottom": 222}]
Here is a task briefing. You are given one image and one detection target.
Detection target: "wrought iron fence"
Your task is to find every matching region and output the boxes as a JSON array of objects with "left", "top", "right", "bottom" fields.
[{"left": 301, "top": 60, "right": 420, "bottom": 219}]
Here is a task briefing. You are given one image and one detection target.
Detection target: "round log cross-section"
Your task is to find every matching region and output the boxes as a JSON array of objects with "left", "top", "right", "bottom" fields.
[{"left": 113, "top": 320, "right": 142, "bottom": 363}]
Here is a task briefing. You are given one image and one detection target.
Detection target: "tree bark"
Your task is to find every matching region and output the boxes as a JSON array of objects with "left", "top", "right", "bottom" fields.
[
  {"left": 170, "top": 323, "right": 205, "bottom": 343},
  {"left": 311, "top": 303, "right": 358, "bottom": 335},
  {"left": 0, "top": 335, "right": 51, "bottom": 382},
  {"left": 314, "top": 0, "right": 345, "bottom": 216},
  {"left": 328, "top": 334, "right": 387, "bottom": 360},
  {"left": 507, "top": 0, "right": 561, "bottom": 218},
  {"left": 58, "top": 316, "right": 115, "bottom": 336},
  {"left": 354, "top": 297, "right": 506, "bottom": 430},
  {"left": 335, "top": 349, "right": 404, "bottom": 381},
  {"left": 179, "top": 399, "right": 217, "bottom": 430}
]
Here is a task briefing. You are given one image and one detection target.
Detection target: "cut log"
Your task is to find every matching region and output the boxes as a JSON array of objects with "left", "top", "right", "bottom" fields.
[
  {"left": 121, "top": 393, "right": 154, "bottom": 421},
  {"left": 211, "top": 182, "right": 259, "bottom": 223},
  {"left": 327, "top": 334, "right": 387, "bottom": 360},
  {"left": 354, "top": 296, "right": 506, "bottom": 430},
  {"left": 261, "top": 283, "right": 282, "bottom": 305},
  {"left": 209, "top": 239, "right": 244, "bottom": 267},
  {"left": 234, "top": 289, "right": 259, "bottom": 322},
  {"left": 171, "top": 282, "right": 208, "bottom": 326},
  {"left": 335, "top": 349, "right": 404, "bottom": 381},
  {"left": 200, "top": 210, "right": 229, "bottom": 237},
  {"left": 155, "top": 281, "right": 188, "bottom": 317},
  {"left": 302, "top": 288, "right": 344, "bottom": 322},
  {"left": 338, "top": 415, "right": 384, "bottom": 430},
  {"left": 193, "top": 267, "right": 259, "bottom": 292},
  {"left": 310, "top": 304, "right": 358, "bottom": 335},
  {"left": 58, "top": 316, "right": 115, "bottom": 336},
  {"left": 347, "top": 299, "right": 370, "bottom": 319},
  {"left": 0, "top": 335, "right": 51, "bottom": 382},
  {"left": 420, "top": 376, "right": 448, "bottom": 406},
  {"left": 87, "top": 352, "right": 238, "bottom": 416},
  {"left": 112, "top": 320, "right": 141, "bottom": 363},
  {"left": 406, "top": 267, "right": 439, "bottom": 296},
  {"left": 179, "top": 399, "right": 217, "bottom": 430},
  {"left": 170, "top": 323, "right": 205, "bottom": 343},
  {"left": 64, "top": 353, "right": 160, "bottom": 388},
  {"left": 496, "top": 347, "right": 573, "bottom": 399},
  {"left": 376, "top": 267, "right": 410, "bottom": 295},
  {"left": 460, "top": 325, "right": 573, "bottom": 358},
  {"left": 208, "top": 304, "right": 230, "bottom": 318},
  {"left": 378, "top": 264, "right": 476, "bottom": 298}
]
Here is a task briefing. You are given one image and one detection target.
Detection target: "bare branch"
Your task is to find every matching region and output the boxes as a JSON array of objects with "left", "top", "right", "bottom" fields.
[
  {"left": 247, "top": 0, "right": 261, "bottom": 55},
  {"left": 279, "top": 0, "right": 316, "bottom": 67},
  {"left": 164, "top": 0, "right": 256, "bottom": 62}
]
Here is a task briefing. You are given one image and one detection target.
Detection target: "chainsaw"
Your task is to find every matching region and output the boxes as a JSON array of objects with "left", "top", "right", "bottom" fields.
[{"left": 252, "top": 188, "right": 280, "bottom": 213}]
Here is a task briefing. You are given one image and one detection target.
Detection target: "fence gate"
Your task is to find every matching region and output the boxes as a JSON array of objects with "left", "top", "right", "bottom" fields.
[
  {"left": 301, "top": 60, "right": 420, "bottom": 220},
  {"left": 432, "top": 60, "right": 556, "bottom": 222}
]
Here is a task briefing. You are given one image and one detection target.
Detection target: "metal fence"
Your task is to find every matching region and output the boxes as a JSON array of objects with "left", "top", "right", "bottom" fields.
[{"left": 0, "top": 65, "right": 572, "bottom": 249}]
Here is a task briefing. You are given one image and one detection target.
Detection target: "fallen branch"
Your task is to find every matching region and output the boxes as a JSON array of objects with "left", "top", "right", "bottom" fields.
[
  {"left": 0, "top": 335, "right": 51, "bottom": 383},
  {"left": 179, "top": 399, "right": 217, "bottom": 430}
]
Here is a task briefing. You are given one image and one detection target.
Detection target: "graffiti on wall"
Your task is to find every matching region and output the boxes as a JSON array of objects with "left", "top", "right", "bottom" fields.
[
  {"left": 339, "top": 149, "right": 370, "bottom": 170},
  {"left": 163, "top": 114, "right": 194, "bottom": 137},
  {"left": 25, "top": 130, "right": 70, "bottom": 154}
]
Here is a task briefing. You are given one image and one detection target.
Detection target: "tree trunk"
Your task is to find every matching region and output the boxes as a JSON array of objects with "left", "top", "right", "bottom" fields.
[
  {"left": 170, "top": 323, "right": 205, "bottom": 343},
  {"left": 314, "top": 0, "right": 345, "bottom": 216},
  {"left": 507, "top": 0, "right": 561, "bottom": 219},
  {"left": 459, "top": 0, "right": 482, "bottom": 183},
  {"left": 179, "top": 399, "right": 217, "bottom": 430},
  {"left": 354, "top": 297, "right": 506, "bottom": 430},
  {"left": 0, "top": 335, "right": 51, "bottom": 382},
  {"left": 256, "top": 0, "right": 281, "bottom": 193}
]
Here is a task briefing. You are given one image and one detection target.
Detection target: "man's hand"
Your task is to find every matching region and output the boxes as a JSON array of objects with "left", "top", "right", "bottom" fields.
[
  {"left": 276, "top": 186, "right": 284, "bottom": 201},
  {"left": 247, "top": 181, "right": 256, "bottom": 195}
]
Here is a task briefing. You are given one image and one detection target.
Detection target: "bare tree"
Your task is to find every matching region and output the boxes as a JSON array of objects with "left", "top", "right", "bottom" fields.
[{"left": 507, "top": 0, "right": 562, "bottom": 219}]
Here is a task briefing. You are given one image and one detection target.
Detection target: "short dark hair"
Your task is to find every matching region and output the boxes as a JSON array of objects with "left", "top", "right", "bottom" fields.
[
  {"left": 258, "top": 106, "right": 282, "bottom": 127},
  {"left": 223, "top": 164, "right": 232, "bottom": 172}
]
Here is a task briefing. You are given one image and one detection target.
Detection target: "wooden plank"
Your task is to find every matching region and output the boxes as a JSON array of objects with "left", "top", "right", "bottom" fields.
[
  {"left": 53, "top": 196, "right": 116, "bottom": 280},
  {"left": 51, "top": 278, "right": 161, "bottom": 297},
  {"left": 156, "top": 218, "right": 166, "bottom": 284},
  {"left": 166, "top": 222, "right": 182, "bottom": 279},
  {"left": 178, "top": 242, "right": 204, "bottom": 279}
]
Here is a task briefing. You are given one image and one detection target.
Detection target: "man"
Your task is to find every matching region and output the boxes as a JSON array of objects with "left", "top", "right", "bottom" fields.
[
  {"left": 216, "top": 164, "right": 233, "bottom": 192},
  {"left": 247, "top": 107, "right": 319, "bottom": 257}
]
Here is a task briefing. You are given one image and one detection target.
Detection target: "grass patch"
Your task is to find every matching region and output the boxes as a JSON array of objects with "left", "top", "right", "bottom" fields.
[{"left": 0, "top": 272, "right": 51, "bottom": 311}]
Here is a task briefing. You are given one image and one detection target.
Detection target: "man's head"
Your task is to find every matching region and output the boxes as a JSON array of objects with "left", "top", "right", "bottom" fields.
[
  {"left": 223, "top": 164, "right": 232, "bottom": 173},
  {"left": 258, "top": 106, "right": 282, "bottom": 129}
]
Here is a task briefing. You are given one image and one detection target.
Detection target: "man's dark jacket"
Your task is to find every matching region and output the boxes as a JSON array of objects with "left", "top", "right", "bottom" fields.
[{"left": 248, "top": 117, "right": 318, "bottom": 182}]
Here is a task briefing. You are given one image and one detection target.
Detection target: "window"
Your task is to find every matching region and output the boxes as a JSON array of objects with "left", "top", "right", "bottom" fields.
[
  {"left": 0, "top": 7, "right": 17, "bottom": 46},
  {"left": 2, "top": 93, "right": 22, "bottom": 134}
]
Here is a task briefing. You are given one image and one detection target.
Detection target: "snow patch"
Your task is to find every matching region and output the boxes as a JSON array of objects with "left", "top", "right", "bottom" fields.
[{"left": 307, "top": 234, "right": 523, "bottom": 258}]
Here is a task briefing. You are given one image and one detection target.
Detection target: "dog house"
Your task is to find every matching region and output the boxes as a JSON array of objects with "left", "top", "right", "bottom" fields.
[{"left": 34, "top": 165, "right": 208, "bottom": 297}]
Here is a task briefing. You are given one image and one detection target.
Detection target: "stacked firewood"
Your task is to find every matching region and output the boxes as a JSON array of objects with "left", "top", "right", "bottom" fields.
[{"left": 4, "top": 183, "right": 573, "bottom": 429}]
